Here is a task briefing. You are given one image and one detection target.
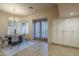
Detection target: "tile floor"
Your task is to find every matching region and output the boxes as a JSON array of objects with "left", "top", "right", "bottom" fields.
[
  {"left": 0, "top": 40, "right": 48, "bottom": 56},
  {"left": 48, "top": 43, "right": 79, "bottom": 56},
  {"left": 0, "top": 40, "right": 79, "bottom": 56}
]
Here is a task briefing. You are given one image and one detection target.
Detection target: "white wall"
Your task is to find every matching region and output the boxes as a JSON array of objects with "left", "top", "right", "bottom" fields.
[{"left": 51, "top": 17, "right": 79, "bottom": 47}]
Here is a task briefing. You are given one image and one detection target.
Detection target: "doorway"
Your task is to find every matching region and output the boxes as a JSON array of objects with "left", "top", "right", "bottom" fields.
[{"left": 32, "top": 18, "right": 48, "bottom": 41}]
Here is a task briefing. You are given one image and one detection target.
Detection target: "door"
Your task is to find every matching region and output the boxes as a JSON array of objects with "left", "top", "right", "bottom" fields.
[
  {"left": 41, "top": 20, "right": 48, "bottom": 41},
  {"left": 32, "top": 18, "right": 48, "bottom": 41},
  {"left": 33, "top": 20, "right": 41, "bottom": 40}
]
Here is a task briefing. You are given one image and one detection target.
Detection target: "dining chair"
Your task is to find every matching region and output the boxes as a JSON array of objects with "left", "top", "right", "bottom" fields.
[{"left": 0, "top": 35, "right": 8, "bottom": 49}]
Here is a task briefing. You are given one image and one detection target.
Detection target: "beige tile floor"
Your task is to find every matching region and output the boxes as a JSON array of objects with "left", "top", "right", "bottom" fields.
[
  {"left": 0, "top": 40, "right": 48, "bottom": 56},
  {"left": 1, "top": 40, "right": 79, "bottom": 56},
  {"left": 48, "top": 43, "right": 79, "bottom": 56}
]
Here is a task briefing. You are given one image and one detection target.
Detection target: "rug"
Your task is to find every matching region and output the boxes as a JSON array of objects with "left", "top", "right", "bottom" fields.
[{"left": 2, "top": 41, "right": 34, "bottom": 56}]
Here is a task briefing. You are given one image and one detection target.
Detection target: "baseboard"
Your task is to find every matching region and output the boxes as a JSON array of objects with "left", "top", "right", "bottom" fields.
[{"left": 51, "top": 42, "right": 79, "bottom": 49}]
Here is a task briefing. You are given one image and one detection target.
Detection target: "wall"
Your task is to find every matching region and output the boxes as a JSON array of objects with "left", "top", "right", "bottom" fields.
[{"left": 22, "top": 5, "right": 59, "bottom": 43}]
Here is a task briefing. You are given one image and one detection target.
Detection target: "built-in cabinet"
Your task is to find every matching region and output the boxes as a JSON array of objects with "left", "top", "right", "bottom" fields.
[{"left": 52, "top": 17, "right": 79, "bottom": 47}]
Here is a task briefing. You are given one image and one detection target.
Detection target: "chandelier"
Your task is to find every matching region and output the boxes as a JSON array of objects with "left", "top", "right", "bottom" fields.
[{"left": 13, "top": 8, "right": 16, "bottom": 23}]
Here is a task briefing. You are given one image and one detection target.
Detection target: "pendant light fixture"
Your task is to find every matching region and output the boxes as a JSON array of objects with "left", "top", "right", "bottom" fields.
[{"left": 13, "top": 8, "right": 16, "bottom": 23}]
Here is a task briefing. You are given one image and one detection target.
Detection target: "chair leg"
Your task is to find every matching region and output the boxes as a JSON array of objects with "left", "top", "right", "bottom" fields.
[
  {"left": 9, "top": 44, "right": 13, "bottom": 49},
  {"left": 1, "top": 44, "right": 3, "bottom": 49},
  {"left": 1, "top": 41, "right": 8, "bottom": 49},
  {"left": 1, "top": 42, "right": 4, "bottom": 49}
]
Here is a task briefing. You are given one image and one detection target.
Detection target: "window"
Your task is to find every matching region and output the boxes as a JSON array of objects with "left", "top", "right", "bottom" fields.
[
  {"left": 7, "top": 18, "right": 14, "bottom": 35},
  {"left": 21, "top": 22, "right": 29, "bottom": 34},
  {"left": 7, "top": 18, "right": 29, "bottom": 35}
]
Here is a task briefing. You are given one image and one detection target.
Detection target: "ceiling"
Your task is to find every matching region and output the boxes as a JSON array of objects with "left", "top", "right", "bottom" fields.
[{"left": 0, "top": 3, "right": 55, "bottom": 16}]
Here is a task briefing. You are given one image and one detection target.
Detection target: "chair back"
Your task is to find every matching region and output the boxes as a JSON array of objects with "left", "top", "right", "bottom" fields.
[
  {"left": 0, "top": 35, "right": 3, "bottom": 42},
  {"left": 11, "top": 35, "right": 19, "bottom": 42},
  {"left": 0, "top": 35, "right": 4, "bottom": 47}
]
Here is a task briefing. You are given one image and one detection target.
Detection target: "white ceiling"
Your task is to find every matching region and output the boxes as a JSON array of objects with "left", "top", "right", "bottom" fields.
[{"left": 0, "top": 3, "right": 55, "bottom": 16}]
